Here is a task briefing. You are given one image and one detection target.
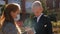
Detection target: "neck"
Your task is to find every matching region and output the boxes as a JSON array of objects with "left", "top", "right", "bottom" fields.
[{"left": 36, "top": 13, "right": 41, "bottom": 17}]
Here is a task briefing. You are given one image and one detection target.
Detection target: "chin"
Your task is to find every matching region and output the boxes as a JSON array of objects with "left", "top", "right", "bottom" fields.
[{"left": 35, "top": 14, "right": 40, "bottom": 16}]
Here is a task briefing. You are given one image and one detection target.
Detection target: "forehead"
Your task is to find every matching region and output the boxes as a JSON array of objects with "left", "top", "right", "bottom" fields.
[{"left": 32, "top": 5, "right": 41, "bottom": 9}]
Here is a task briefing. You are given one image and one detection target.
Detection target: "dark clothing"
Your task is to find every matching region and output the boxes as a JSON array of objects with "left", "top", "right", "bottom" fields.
[
  {"left": 1, "top": 21, "right": 18, "bottom": 34},
  {"left": 33, "top": 14, "right": 52, "bottom": 34}
]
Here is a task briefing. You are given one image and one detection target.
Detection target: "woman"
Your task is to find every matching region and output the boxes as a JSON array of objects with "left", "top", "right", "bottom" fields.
[{"left": 0, "top": 3, "right": 21, "bottom": 34}]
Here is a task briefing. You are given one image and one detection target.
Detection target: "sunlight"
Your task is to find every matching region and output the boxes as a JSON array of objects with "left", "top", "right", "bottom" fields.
[{"left": 15, "top": 22, "right": 22, "bottom": 34}]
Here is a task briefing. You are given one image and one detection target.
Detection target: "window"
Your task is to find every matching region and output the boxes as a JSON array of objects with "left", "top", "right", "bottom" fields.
[
  {"left": 25, "top": 0, "right": 35, "bottom": 13},
  {"left": 53, "top": 0, "right": 55, "bottom": 8},
  {"left": 8, "top": 0, "right": 21, "bottom": 4}
]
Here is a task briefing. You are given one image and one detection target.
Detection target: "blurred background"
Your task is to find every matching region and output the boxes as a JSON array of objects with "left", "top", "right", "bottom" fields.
[{"left": 0, "top": 0, "right": 60, "bottom": 34}]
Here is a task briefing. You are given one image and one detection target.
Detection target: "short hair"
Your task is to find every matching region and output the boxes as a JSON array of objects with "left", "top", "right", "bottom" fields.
[{"left": 32, "top": 1, "right": 42, "bottom": 8}]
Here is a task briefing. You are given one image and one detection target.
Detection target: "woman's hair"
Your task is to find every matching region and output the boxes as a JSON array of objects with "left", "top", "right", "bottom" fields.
[
  {"left": 4, "top": 4, "right": 19, "bottom": 22},
  {"left": 1, "top": 3, "right": 20, "bottom": 27},
  {"left": 0, "top": 3, "right": 21, "bottom": 29}
]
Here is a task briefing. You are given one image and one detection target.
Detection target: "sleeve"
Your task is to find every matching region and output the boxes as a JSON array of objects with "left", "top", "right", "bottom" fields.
[{"left": 47, "top": 18, "right": 53, "bottom": 34}]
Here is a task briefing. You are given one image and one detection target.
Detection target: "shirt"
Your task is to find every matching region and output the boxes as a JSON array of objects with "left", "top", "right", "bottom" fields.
[{"left": 37, "top": 13, "right": 43, "bottom": 23}]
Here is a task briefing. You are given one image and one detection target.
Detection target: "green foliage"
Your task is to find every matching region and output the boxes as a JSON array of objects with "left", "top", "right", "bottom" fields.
[
  {"left": 40, "top": 0, "right": 48, "bottom": 15},
  {"left": 1, "top": 5, "right": 5, "bottom": 12},
  {"left": 24, "top": 18, "right": 33, "bottom": 27}
]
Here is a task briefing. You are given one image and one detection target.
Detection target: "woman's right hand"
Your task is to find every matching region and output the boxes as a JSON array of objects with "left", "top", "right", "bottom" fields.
[{"left": 25, "top": 27, "right": 34, "bottom": 34}]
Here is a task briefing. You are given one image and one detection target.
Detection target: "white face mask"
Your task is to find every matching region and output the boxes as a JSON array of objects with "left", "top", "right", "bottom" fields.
[{"left": 14, "top": 14, "right": 20, "bottom": 21}]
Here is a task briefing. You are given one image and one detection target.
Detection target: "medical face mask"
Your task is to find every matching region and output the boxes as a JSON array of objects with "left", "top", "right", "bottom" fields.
[{"left": 14, "top": 14, "right": 20, "bottom": 21}]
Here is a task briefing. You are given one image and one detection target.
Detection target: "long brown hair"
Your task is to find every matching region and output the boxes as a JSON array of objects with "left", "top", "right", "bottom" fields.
[{"left": 2, "top": 4, "right": 19, "bottom": 27}]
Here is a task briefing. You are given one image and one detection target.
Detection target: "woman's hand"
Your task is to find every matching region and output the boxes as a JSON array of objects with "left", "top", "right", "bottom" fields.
[
  {"left": 25, "top": 27, "right": 34, "bottom": 34},
  {"left": 27, "top": 30, "right": 34, "bottom": 34}
]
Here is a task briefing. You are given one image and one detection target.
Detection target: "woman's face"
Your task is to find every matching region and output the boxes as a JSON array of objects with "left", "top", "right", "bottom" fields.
[{"left": 10, "top": 9, "right": 20, "bottom": 19}]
